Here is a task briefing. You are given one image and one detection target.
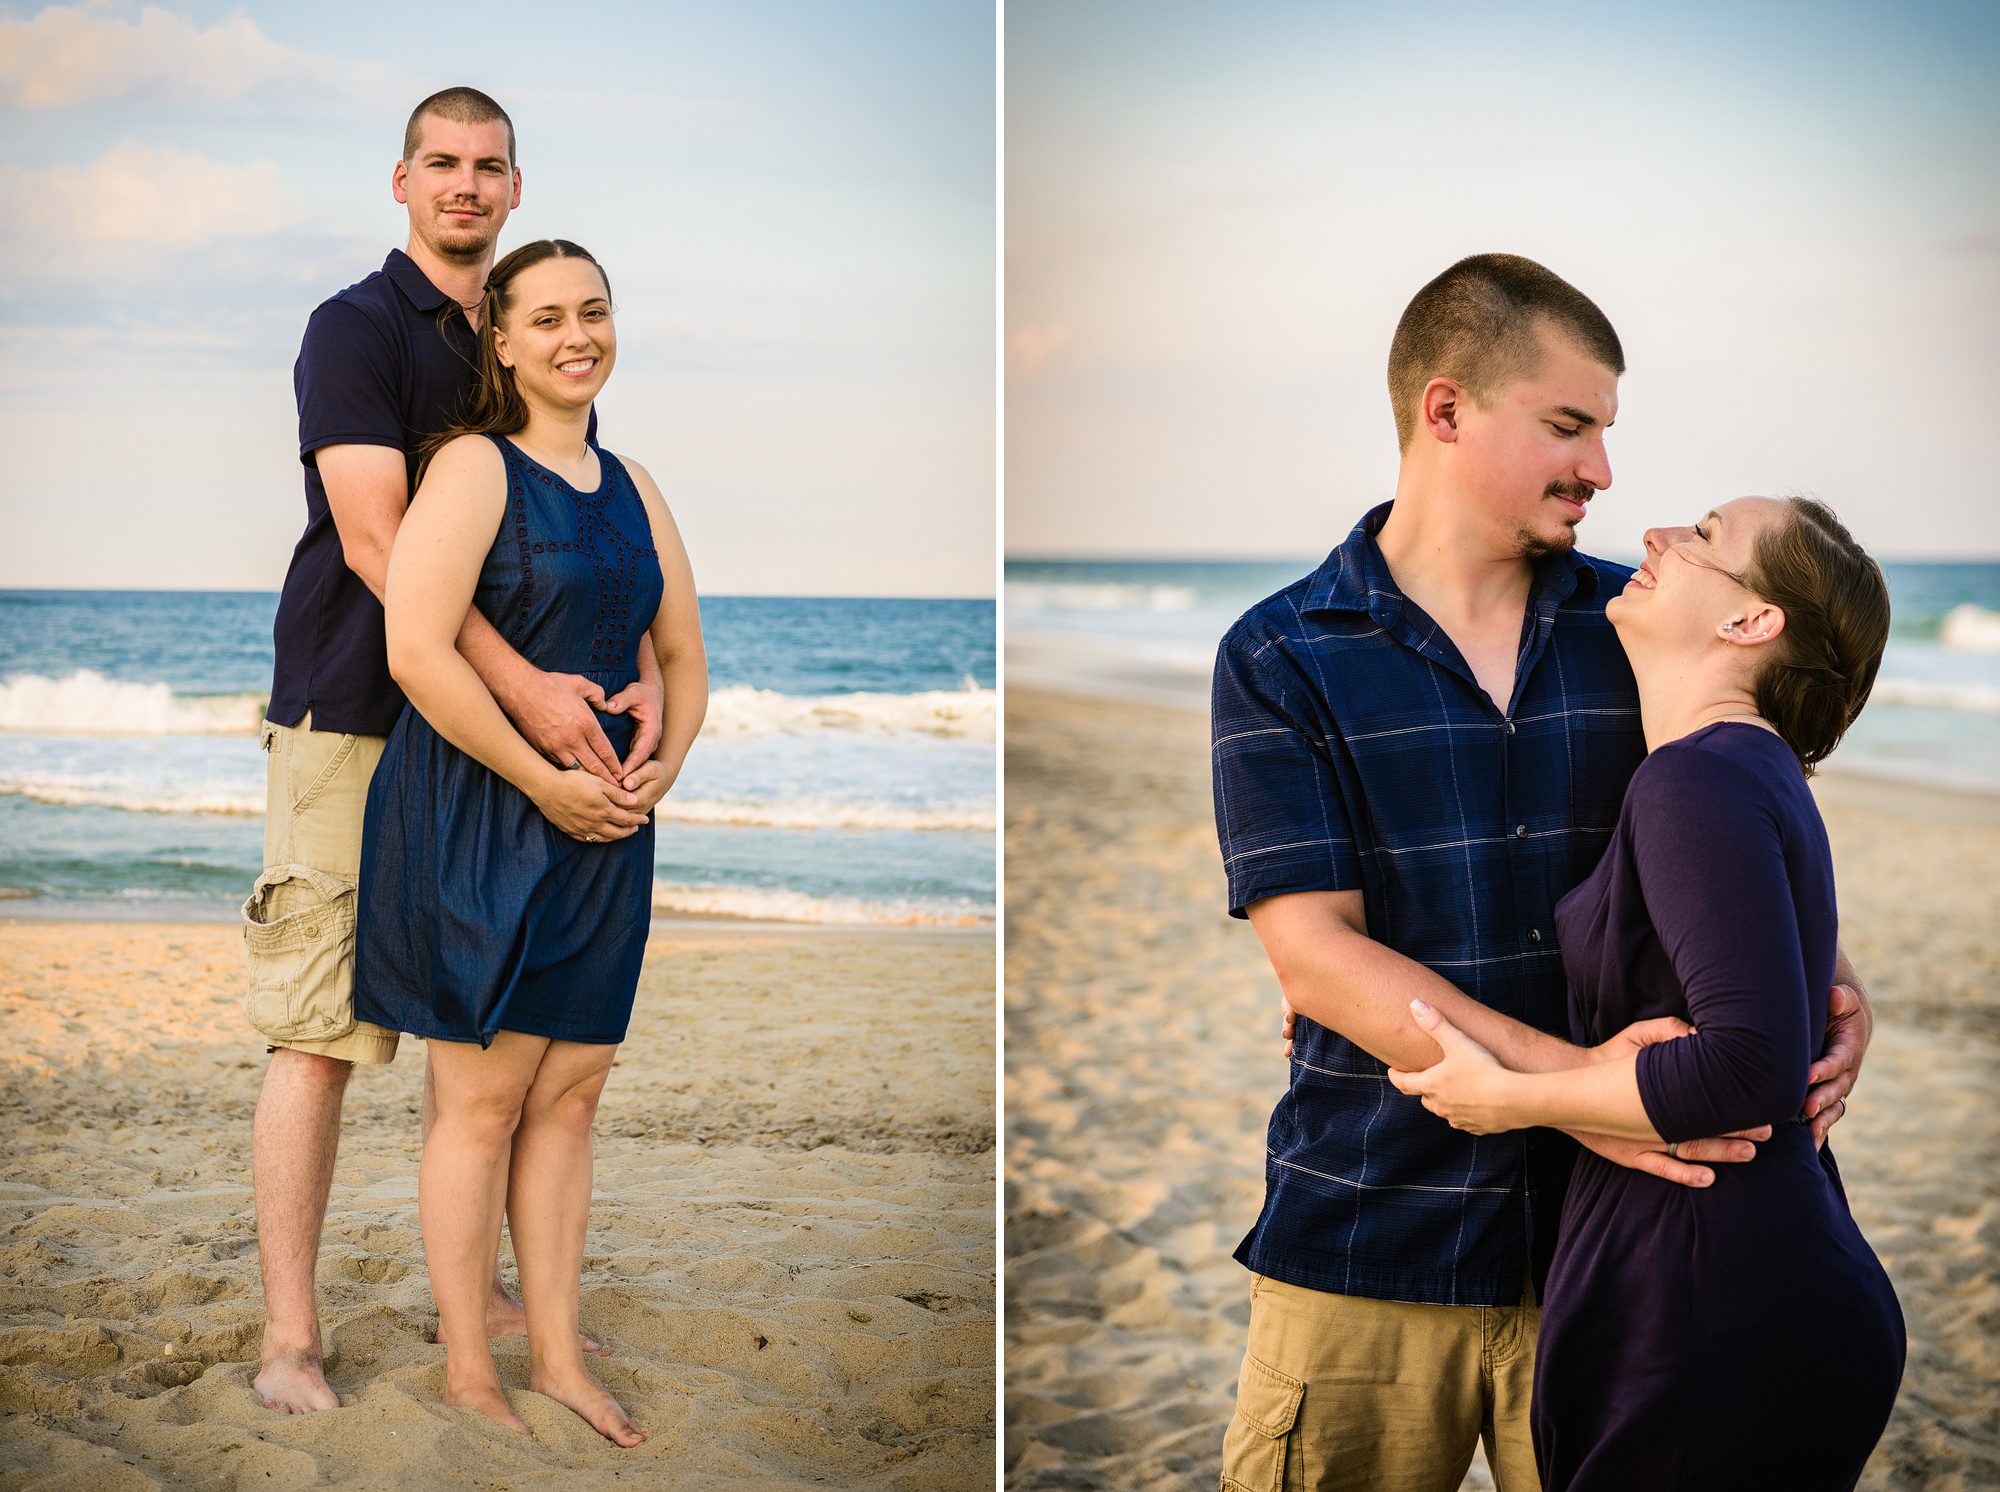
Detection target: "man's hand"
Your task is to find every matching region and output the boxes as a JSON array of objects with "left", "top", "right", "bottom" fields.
[
  {"left": 1590, "top": 1015, "right": 1694, "bottom": 1064},
  {"left": 505, "top": 669, "right": 624, "bottom": 782},
  {"left": 603, "top": 674, "right": 663, "bottom": 777},
  {"left": 1803, "top": 983, "right": 1869, "bottom": 1150},
  {"left": 1280, "top": 991, "right": 1297, "bottom": 1058},
  {"left": 1563, "top": 1125, "right": 1770, "bottom": 1189}
]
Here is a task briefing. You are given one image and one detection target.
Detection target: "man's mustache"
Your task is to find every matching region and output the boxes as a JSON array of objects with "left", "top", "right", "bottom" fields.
[{"left": 1547, "top": 481, "right": 1595, "bottom": 505}]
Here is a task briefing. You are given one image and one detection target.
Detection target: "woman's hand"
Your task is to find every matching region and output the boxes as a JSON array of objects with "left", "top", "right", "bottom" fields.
[
  {"left": 532, "top": 767, "right": 650, "bottom": 842},
  {"left": 1387, "top": 999, "right": 1524, "bottom": 1135},
  {"left": 618, "top": 760, "right": 675, "bottom": 816}
]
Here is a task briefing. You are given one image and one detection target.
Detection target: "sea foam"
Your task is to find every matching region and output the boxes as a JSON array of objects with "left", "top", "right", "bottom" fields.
[
  {"left": 0, "top": 671, "right": 995, "bottom": 742},
  {"left": 1940, "top": 603, "right": 2000, "bottom": 655}
]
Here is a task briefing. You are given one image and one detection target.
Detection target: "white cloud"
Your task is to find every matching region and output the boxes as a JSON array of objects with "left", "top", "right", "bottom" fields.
[
  {"left": 0, "top": 3, "right": 302, "bottom": 107},
  {"left": 1, "top": 141, "right": 295, "bottom": 251}
]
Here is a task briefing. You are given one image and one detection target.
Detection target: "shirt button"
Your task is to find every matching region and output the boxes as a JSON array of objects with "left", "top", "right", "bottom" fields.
[
  {"left": 1514, "top": 824, "right": 1528, "bottom": 838},
  {"left": 1505, "top": 720, "right": 1517, "bottom": 736},
  {"left": 1528, "top": 928, "right": 1543, "bottom": 944}
]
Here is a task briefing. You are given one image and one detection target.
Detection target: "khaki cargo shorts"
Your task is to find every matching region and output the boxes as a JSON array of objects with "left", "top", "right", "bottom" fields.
[
  {"left": 241, "top": 712, "right": 399, "bottom": 1065},
  {"left": 1219, "top": 1273, "right": 1542, "bottom": 1492}
]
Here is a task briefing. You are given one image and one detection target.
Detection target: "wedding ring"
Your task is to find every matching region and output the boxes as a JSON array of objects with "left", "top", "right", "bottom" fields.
[
  {"left": 1666, "top": 1141, "right": 1680, "bottom": 1159},
  {"left": 585, "top": 834, "right": 600, "bottom": 843}
]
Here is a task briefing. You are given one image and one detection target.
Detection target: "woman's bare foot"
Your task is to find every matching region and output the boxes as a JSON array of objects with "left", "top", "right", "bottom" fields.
[
  {"left": 445, "top": 1377, "right": 533, "bottom": 1437},
  {"left": 434, "top": 1292, "right": 609, "bottom": 1356},
  {"left": 529, "top": 1364, "right": 649, "bottom": 1447},
  {"left": 254, "top": 1346, "right": 340, "bottom": 1413}
]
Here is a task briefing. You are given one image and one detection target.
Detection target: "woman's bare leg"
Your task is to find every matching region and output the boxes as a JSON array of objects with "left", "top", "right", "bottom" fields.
[
  {"left": 421, "top": 1032, "right": 548, "bottom": 1435},
  {"left": 508, "top": 1039, "right": 648, "bottom": 1446}
]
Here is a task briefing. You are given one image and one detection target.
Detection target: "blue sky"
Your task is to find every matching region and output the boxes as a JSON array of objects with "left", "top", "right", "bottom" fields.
[
  {"left": 1006, "top": 0, "right": 2000, "bottom": 560},
  {"left": 0, "top": 0, "right": 995, "bottom": 595}
]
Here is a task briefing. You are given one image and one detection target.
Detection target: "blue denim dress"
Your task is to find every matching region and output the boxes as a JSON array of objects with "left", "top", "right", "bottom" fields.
[{"left": 355, "top": 434, "right": 663, "bottom": 1046}]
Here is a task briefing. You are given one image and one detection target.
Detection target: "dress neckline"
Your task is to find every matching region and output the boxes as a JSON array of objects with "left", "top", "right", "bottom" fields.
[{"left": 499, "top": 435, "right": 604, "bottom": 496}]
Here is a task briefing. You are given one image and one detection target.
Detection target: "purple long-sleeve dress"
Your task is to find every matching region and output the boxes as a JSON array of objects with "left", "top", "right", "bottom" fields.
[{"left": 1534, "top": 723, "right": 1904, "bottom": 1491}]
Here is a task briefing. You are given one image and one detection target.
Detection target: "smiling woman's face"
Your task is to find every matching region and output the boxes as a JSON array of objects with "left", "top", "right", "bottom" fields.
[
  {"left": 1609, "top": 495, "right": 1795, "bottom": 654},
  {"left": 492, "top": 256, "right": 617, "bottom": 411}
]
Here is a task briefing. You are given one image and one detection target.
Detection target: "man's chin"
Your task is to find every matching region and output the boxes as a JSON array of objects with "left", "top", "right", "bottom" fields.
[
  {"left": 1512, "top": 522, "right": 1580, "bottom": 561},
  {"left": 423, "top": 224, "right": 500, "bottom": 262}
]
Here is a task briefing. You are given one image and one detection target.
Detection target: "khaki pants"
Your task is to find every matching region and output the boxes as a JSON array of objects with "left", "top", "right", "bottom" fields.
[
  {"left": 1220, "top": 1273, "right": 1541, "bottom": 1492},
  {"left": 241, "top": 713, "right": 398, "bottom": 1065}
]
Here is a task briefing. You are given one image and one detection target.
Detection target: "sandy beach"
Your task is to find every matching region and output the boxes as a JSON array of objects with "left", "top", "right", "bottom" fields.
[
  {"left": 0, "top": 918, "right": 995, "bottom": 1489},
  {"left": 1004, "top": 686, "right": 2000, "bottom": 1491}
]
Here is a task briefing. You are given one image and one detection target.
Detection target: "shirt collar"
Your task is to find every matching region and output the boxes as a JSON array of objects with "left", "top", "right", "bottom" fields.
[
  {"left": 383, "top": 248, "right": 454, "bottom": 313},
  {"left": 1301, "top": 500, "right": 1603, "bottom": 616}
]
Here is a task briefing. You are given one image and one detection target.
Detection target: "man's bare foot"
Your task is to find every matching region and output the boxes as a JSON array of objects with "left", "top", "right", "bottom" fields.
[
  {"left": 436, "top": 1292, "right": 609, "bottom": 1356},
  {"left": 529, "top": 1365, "right": 649, "bottom": 1447},
  {"left": 445, "top": 1378, "right": 533, "bottom": 1437},
  {"left": 254, "top": 1348, "right": 340, "bottom": 1413}
]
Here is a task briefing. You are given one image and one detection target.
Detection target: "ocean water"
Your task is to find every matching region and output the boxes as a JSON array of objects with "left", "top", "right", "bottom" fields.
[
  {"left": 0, "top": 591, "right": 995, "bottom": 925},
  {"left": 1007, "top": 557, "right": 2000, "bottom": 794}
]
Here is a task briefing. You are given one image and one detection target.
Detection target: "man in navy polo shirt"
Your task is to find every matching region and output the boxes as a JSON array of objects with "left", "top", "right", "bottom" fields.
[
  {"left": 247, "top": 86, "right": 661, "bottom": 1414},
  {"left": 1210, "top": 254, "right": 1872, "bottom": 1490}
]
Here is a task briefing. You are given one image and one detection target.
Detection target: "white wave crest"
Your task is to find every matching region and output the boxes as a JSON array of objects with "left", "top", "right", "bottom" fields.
[
  {"left": 0, "top": 672, "right": 996, "bottom": 742},
  {"left": 0, "top": 774, "right": 263, "bottom": 814},
  {"left": 698, "top": 685, "right": 994, "bottom": 740},
  {"left": 1940, "top": 603, "right": 2000, "bottom": 655},
  {"left": 1007, "top": 581, "right": 1199, "bottom": 614},
  {"left": 0, "top": 671, "right": 266, "bottom": 735},
  {"left": 1870, "top": 677, "right": 2000, "bottom": 715},
  {"left": 649, "top": 881, "right": 990, "bottom": 927},
  {"left": 659, "top": 798, "right": 994, "bottom": 832}
]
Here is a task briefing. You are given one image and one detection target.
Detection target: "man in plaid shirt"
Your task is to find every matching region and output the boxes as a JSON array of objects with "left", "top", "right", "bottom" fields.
[{"left": 1211, "top": 254, "right": 1871, "bottom": 1491}]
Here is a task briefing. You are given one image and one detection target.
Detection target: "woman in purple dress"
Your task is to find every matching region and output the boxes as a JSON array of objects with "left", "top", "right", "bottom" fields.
[{"left": 1389, "top": 495, "right": 1903, "bottom": 1491}]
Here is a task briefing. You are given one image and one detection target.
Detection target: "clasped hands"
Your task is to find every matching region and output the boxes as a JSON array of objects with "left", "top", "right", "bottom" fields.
[
  {"left": 1278, "top": 983, "right": 1867, "bottom": 1189},
  {"left": 510, "top": 668, "right": 670, "bottom": 843}
]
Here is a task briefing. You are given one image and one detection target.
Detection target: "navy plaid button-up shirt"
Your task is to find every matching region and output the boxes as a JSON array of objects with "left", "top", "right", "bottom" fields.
[{"left": 1212, "top": 502, "right": 1643, "bottom": 1306}]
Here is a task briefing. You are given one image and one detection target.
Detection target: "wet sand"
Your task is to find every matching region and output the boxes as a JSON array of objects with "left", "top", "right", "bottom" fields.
[
  {"left": 1004, "top": 686, "right": 2000, "bottom": 1492},
  {"left": 0, "top": 920, "right": 996, "bottom": 1490}
]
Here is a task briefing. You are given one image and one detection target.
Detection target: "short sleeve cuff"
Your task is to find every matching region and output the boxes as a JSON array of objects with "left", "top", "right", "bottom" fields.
[
  {"left": 1226, "top": 845, "right": 1362, "bottom": 919},
  {"left": 300, "top": 432, "right": 409, "bottom": 464}
]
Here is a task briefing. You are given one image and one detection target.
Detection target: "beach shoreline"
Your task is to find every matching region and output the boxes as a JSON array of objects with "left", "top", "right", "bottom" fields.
[
  {"left": 1004, "top": 684, "right": 2000, "bottom": 1490},
  {"left": 0, "top": 917, "right": 996, "bottom": 1489}
]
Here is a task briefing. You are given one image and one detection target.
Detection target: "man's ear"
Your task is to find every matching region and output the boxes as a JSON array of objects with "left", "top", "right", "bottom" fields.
[
  {"left": 392, "top": 160, "right": 410, "bottom": 205},
  {"left": 510, "top": 167, "right": 522, "bottom": 211},
  {"left": 1422, "top": 377, "right": 1462, "bottom": 443}
]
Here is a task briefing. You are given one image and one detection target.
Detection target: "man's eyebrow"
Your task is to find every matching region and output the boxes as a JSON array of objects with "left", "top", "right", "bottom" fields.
[{"left": 1551, "top": 405, "right": 1614, "bottom": 428}]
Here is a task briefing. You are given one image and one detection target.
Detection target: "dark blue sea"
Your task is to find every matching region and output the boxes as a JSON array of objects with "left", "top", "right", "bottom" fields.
[
  {"left": 1007, "top": 558, "right": 2000, "bottom": 794},
  {"left": 0, "top": 591, "right": 995, "bottom": 923}
]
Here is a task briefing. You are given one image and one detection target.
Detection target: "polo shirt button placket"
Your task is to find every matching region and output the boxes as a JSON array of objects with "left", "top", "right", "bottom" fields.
[{"left": 1505, "top": 719, "right": 1517, "bottom": 736}]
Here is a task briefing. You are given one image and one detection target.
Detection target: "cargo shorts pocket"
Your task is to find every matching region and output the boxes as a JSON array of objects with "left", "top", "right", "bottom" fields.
[
  {"left": 242, "top": 864, "right": 358, "bottom": 1042},
  {"left": 1219, "top": 1353, "right": 1305, "bottom": 1492}
]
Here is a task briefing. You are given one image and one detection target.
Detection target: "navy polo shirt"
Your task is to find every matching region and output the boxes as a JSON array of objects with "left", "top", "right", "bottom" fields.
[
  {"left": 268, "top": 249, "right": 597, "bottom": 735},
  {"left": 1211, "top": 502, "right": 1645, "bottom": 1306}
]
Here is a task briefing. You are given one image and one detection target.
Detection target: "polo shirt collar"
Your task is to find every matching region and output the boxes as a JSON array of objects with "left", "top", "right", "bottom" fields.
[
  {"left": 383, "top": 248, "right": 453, "bottom": 313},
  {"left": 1302, "top": 500, "right": 1603, "bottom": 616}
]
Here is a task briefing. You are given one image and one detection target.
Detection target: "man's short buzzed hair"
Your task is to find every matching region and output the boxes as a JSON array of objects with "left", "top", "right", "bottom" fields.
[
  {"left": 1387, "top": 253, "right": 1623, "bottom": 452},
  {"left": 403, "top": 86, "right": 516, "bottom": 166}
]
